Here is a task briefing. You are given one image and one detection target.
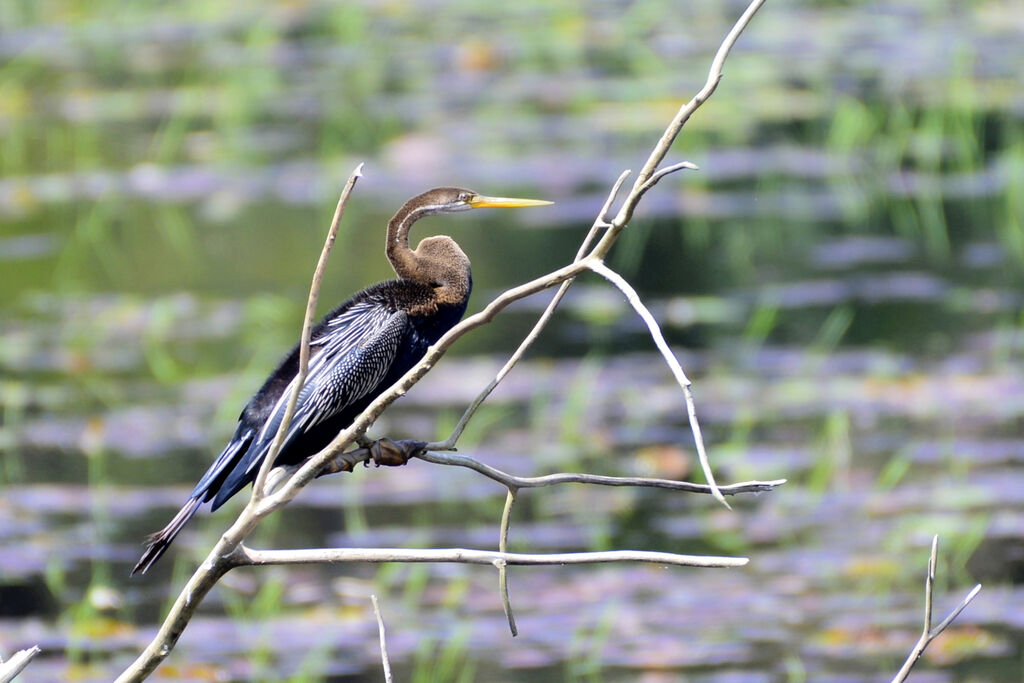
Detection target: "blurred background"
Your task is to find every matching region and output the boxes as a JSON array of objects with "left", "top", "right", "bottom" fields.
[{"left": 2, "top": 0, "right": 1023, "bottom": 680}]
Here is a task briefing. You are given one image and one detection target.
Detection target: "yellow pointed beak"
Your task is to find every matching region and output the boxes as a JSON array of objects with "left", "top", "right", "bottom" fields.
[{"left": 467, "top": 194, "right": 553, "bottom": 209}]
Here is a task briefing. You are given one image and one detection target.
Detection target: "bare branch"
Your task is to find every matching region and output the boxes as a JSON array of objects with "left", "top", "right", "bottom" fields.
[
  {"left": 638, "top": 161, "right": 699, "bottom": 197},
  {"left": 254, "top": 163, "right": 365, "bottom": 499},
  {"left": 115, "top": 559, "right": 232, "bottom": 682},
  {"left": 0, "top": 646, "right": 41, "bottom": 683},
  {"left": 498, "top": 488, "right": 518, "bottom": 637},
  {"left": 234, "top": 546, "right": 749, "bottom": 569},
  {"left": 117, "top": 4, "right": 769, "bottom": 679},
  {"left": 116, "top": 253, "right": 595, "bottom": 683},
  {"left": 932, "top": 584, "right": 982, "bottom": 634},
  {"left": 588, "top": 260, "right": 726, "bottom": 507},
  {"left": 266, "top": 258, "right": 594, "bottom": 511},
  {"left": 430, "top": 169, "right": 632, "bottom": 451},
  {"left": 924, "top": 535, "right": 937, "bottom": 638},
  {"left": 371, "top": 595, "right": 393, "bottom": 683},
  {"left": 265, "top": 0, "right": 768, "bottom": 524},
  {"left": 891, "top": 535, "right": 982, "bottom": 683},
  {"left": 569, "top": 168, "right": 635, "bottom": 259},
  {"left": 415, "top": 449, "right": 785, "bottom": 496},
  {"left": 593, "top": 0, "right": 765, "bottom": 255}
]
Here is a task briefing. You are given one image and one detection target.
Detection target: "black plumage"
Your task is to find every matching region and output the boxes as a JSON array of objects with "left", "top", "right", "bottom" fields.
[{"left": 132, "top": 187, "right": 550, "bottom": 575}]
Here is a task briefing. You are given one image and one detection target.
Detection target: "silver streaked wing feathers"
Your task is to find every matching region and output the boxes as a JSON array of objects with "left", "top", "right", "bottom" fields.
[{"left": 244, "top": 303, "right": 407, "bottom": 476}]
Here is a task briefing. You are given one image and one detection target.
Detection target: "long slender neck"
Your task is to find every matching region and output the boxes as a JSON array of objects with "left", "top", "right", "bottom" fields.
[
  {"left": 385, "top": 200, "right": 427, "bottom": 281},
  {"left": 383, "top": 198, "right": 472, "bottom": 308}
]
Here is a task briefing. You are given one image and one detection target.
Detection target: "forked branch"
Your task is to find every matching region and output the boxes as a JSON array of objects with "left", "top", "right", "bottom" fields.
[
  {"left": 117, "top": 2, "right": 768, "bottom": 680},
  {"left": 891, "top": 536, "right": 982, "bottom": 683}
]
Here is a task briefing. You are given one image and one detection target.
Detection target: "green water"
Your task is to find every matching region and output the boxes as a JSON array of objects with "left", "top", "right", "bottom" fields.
[{"left": 2, "top": 0, "right": 1024, "bottom": 680}]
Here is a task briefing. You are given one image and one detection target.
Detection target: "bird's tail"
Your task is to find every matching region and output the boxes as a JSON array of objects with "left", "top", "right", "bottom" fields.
[{"left": 131, "top": 497, "right": 203, "bottom": 576}]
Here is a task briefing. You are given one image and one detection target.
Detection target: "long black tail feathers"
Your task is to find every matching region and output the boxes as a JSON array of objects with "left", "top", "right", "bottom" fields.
[{"left": 131, "top": 497, "right": 203, "bottom": 576}]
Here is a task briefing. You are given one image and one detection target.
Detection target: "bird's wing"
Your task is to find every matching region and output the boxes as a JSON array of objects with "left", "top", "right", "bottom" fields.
[
  {"left": 260, "top": 302, "right": 408, "bottom": 446},
  {"left": 211, "top": 302, "right": 408, "bottom": 507},
  {"left": 189, "top": 424, "right": 255, "bottom": 501}
]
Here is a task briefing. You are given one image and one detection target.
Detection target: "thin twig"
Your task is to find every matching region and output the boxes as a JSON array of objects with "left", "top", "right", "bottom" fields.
[
  {"left": 234, "top": 546, "right": 749, "bottom": 569},
  {"left": 498, "top": 488, "right": 519, "bottom": 636},
  {"left": 269, "top": 0, "right": 767, "bottom": 522},
  {"left": 116, "top": 4, "right": 768, "bottom": 679},
  {"left": 576, "top": 0, "right": 765, "bottom": 500},
  {"left": 115, "top": 167, "right": 365, "bottom": 683},
  {"left": 253, "top": 163, "right": 365, "bottom": 499},
  {"left": 890, "top": 535, "right": 982, "bottom": 683},
  {"left": 578, "top": 169, "right": 634, "bottom": 258},
  {"left": 588, "top": 260, "right": 727, "bottom": 508},
  {"left": 592, "top": 0, "right": 764, "bottom": 258},
  {"left": 265, "top": 257, "right": 594, "bottom": 510},
  {"left": 431, "top": 169, "right": 632, "bottom": 450},
  {"left": 638, "top": 161, "right": 699, "bottom": 197},
  {"left": 415, "top": 449, "right": 785, "bottom": 495},
  {"left": 0, "top": 646, "right": 41, "bottom": 683},
  {"left": 370, "top": 595, "right": 393, "bottom": 683}
]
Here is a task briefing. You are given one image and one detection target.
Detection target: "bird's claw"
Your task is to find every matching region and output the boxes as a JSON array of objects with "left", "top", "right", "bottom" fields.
[
  {"left": 363, "top": 438, "right": 427, "bottom": 467},
  {"left": 319, "top": 438, "right": 426, "bottom": 478}
]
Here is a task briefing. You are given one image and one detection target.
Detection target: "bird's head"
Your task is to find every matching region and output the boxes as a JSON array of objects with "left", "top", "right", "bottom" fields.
[
  {"left": 387, "top": 187, "right": 553, "bottom": 298},
  {"left": 414, "top": 187, "right": 553, "bottom": 215}
]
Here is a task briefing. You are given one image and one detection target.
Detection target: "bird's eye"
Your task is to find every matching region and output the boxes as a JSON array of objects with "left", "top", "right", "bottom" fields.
[{"left": 458, "top": 192, "right": 470, "bottom": 202}]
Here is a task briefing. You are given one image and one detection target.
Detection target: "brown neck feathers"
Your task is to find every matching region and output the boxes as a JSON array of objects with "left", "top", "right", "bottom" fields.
[{"left": 385, "top": 196, "right": 471, "bottom": 308}]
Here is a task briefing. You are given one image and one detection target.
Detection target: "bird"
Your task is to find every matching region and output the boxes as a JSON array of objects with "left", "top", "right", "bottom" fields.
[{"left": 131, "top": 187, "right": 552, "bottom": 575}]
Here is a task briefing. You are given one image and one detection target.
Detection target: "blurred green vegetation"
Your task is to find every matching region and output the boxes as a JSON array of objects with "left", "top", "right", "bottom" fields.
[{"left": 1, "top": 0, "right": 1023, "bottom": 680}]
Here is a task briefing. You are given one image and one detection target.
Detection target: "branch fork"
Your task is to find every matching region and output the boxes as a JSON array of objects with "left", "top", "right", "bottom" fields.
[
  {"left": 117, "top": 2, "right": 771, "bottom": 680},
  {"left": 891, "top": 536, "right": 982, "bottom": 683}
]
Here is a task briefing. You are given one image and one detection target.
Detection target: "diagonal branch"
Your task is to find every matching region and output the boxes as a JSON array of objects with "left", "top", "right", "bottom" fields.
[
  {"left": 116, "top": 3, "right": 769, "bottom": 679},
  {"left": 588, "top": 260, "right": 726, "bottom": 507},
  {"left": 592, "top": 0, "right": 766, "bottom": 255},
  {"left": 430, "top": 0, "right": 764, "bottom": 456},
  {"left": 891, "top": 535, "right": 982, "bottom": 683},
  {"left": 0, "top": 647, "right": 41, "bottom": 683},
  {"left": 638, "top": 160, "right": 699, "bottom": 197},
  {"left": 430, "top": 169, "right": 633, "bottom": 451},
  {"left": 253, "top": 164, "right": 364, "bottom": 499}
]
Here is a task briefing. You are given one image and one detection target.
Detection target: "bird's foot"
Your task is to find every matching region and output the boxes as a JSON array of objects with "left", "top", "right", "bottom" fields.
[
  {"left": 318, "top": 438, "right": 426, "bottom": 478},
  {"left": 364, "top": 437, "right": 427, "bottom": 467}
]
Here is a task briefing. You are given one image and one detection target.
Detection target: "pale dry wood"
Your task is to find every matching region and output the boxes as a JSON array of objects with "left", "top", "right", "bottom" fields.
[
  {"left": 117, "top": 3, "right": 768, "bottom": 679},
  {"left": 589, "top": 259, "right": 725, "bottom": 508},
  {"left": 233, "top": 546, "right": 749, "bottom": 569},
  {"left": 430, "top": 168, "right": 633, "bottom": 451},
  {"left": 0, "top": 646, "right": 41, "bottom": 683},
  {"left": 891, "top": 536, "right": 982, "bottom": 683},
  {"left": 253, "top": 164, "right": 364, "bottom": 498},
  {"left": 415, "top": 449, "right": 785, "bottom": 496},
  {"left": 371, "top": 595, "right": 393, "bottom": 683},
  {"left": 498, "top": 488, "right": 518, "bottom": 636}
]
